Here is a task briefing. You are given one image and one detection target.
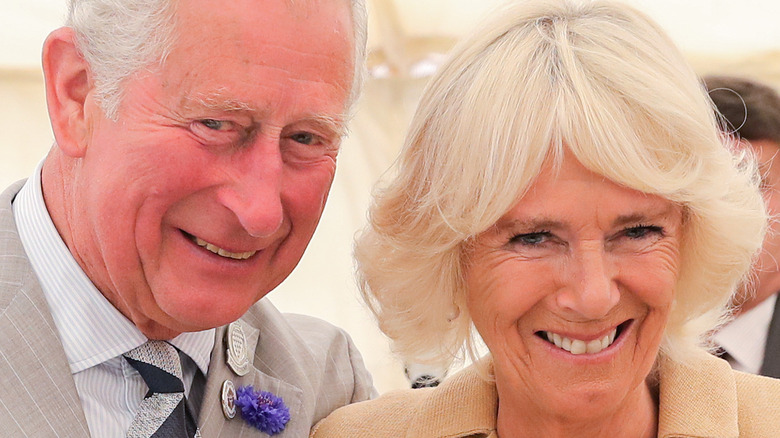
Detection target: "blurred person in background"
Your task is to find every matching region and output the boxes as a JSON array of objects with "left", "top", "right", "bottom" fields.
[
  {"left": 312, "top": 1, "right": 780, "bottom": 437},
  {"left": 705, "top": 75, "right": 780, "bottom": 378}
]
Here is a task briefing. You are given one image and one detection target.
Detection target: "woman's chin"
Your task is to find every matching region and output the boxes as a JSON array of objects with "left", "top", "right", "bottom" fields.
[{"left": 495, "top": 323, "right": 656, "bottom": 421}]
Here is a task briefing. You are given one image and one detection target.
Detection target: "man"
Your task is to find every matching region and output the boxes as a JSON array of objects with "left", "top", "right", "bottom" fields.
[
  {"left": 705, "top": 75, "right": 780, "bottom": 378},
  {"left": 0, "top": 0, "right": 374, "bottom": 436}
]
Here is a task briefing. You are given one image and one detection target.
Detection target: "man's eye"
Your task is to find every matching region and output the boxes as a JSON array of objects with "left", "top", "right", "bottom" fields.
[
  {"left": 189, "top": 119, "right": 247, "bottom": 147},
  {"left": 199, "top": 119, "right": 226, "bottom": 130},
  {"left": 623, "top": 225, "right": 663, "bottom": 239},
  {"left": 290, "top": 132, "right": 316, "bottom": 145}
]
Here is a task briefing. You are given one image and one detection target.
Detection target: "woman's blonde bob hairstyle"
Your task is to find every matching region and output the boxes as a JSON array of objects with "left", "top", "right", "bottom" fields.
[{"left": 355, "top": 0, "right": 767, "bottom": 371}]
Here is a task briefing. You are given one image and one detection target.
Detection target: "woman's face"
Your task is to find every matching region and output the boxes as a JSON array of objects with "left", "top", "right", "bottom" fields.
[{"left": 465, "top": 154, "right": 683, "bottom": 419}]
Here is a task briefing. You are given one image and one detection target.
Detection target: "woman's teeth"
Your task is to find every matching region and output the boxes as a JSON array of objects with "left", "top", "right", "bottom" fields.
[
  {"left": 194, "top": 237, "right": 256, "bottom": 260},
  {"left": 544, "top": 328, "right": 617, "bottom": 355}
]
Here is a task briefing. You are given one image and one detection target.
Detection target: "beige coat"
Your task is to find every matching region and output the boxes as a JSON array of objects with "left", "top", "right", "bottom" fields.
[{"left": 312, "top": 350, "right": 780, "bottom": 437}]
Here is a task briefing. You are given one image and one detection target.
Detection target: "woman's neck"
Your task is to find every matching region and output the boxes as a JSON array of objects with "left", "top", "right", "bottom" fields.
[{"left": 495, "top": 380, "right": 659, "bottom": 438}]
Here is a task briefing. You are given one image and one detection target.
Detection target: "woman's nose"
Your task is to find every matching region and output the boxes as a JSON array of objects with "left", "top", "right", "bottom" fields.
[{"left": 555, "top": 246, "right": 620, "bottom": 319}]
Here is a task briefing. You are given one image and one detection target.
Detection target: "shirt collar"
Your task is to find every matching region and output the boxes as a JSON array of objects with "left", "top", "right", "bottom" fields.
[
  {"left": 12, "top": 160, "right": 214, "bottom": 375},
  {"left": 714, "top": 294, "right": 776, "bottom": 374},
  {"left": 170, "top": 330, "right": 215, "bottom": 376}
]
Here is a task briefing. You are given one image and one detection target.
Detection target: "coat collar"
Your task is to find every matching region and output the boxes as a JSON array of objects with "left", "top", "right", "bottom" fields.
[
  {"left": 657, "top": 350, "right": 739, "bottom": 437},
  {"left": 407, "top": 359, "right": 497, "bottom": 438},
  {"left": 408, "top": 351, "right": 741, "bottom": 438}
]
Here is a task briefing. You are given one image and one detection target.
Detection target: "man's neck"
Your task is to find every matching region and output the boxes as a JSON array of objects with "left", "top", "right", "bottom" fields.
[{"left": 40, "top": 149, "right": 76, "bottom": 255}]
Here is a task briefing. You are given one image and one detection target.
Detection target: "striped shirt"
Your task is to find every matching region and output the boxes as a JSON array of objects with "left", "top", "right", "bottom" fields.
[{"left": 12, "top": 160, "right": 215, "bottom": 437}]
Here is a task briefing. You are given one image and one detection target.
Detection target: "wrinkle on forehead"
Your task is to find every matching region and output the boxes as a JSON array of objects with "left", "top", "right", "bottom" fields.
[{"left": 182, "top": 89, "right": 258, "bottom": 113}]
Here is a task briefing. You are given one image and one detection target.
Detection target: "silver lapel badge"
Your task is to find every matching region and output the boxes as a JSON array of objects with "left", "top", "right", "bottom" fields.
[
  {"left": 221, "top": 379, "right": 237, "bottom": 419},
  {"left": 226, "top": 321, "right": 251, "bottom": 376}
]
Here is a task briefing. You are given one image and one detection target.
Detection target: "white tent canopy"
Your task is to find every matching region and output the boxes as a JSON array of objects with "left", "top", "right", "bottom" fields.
[
  {"left": 2, "top": 0, "right": 780, "bottom": 393},
  {"left": 4, "top": 0, "right": 780, "bottom": 70}
]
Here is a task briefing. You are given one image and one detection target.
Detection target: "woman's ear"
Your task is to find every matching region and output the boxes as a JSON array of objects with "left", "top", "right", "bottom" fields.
[{"left": 42, "top": 27, "right": 94, "bottom": 158}]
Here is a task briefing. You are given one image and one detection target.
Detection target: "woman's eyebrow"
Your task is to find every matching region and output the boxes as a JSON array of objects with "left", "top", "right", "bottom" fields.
[
  {"left": 495, "top": 218, "right": 563, "bottom": 232},
  {"left": 611, "top": 204, "right": 679, "bottom": 228}
]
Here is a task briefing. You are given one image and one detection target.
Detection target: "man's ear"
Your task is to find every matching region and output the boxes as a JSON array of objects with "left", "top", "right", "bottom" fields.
[{"left": 42, "top": 27, "right": 95, "bottom": 158}]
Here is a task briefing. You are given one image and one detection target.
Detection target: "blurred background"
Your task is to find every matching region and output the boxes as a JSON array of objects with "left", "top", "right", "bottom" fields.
[{"left": 2, "top": 0, "right": 780, "bottom": 393}]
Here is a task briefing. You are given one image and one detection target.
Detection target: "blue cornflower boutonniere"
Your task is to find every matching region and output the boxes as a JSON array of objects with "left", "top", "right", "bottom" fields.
[{"left": 235, "top": 385, "right": 291, "bottom": 435}]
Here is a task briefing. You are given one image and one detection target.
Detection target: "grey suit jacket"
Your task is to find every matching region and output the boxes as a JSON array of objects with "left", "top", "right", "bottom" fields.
[
  {"left": 0, "top": 180, "right": 375, "bottom": 437},
  {"left": 761, "top": 293, "right": 780, "bottom": 378}
]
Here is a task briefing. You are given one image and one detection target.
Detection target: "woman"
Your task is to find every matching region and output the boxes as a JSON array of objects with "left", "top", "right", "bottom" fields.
[{"left": 313, "top": 1, "right": 780, "bottom": 437}]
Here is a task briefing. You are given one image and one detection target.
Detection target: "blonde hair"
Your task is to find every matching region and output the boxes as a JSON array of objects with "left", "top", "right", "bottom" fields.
[{"left": 355, "top": 0, "right": 767, "bottom": 371}]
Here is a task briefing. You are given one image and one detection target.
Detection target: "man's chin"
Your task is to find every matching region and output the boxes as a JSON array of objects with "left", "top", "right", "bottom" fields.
[
  {"left": 169, "top": 311, "right": 246, "bottom": 333},
  {"left": 185, "top": 298, "right": 262, "bottom": 326}
]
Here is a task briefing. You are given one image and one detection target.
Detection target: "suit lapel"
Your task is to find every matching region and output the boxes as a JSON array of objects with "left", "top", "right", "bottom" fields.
[
  {"left": 198, "top": 320, "right": 305, "bottom": 437},
  {"left": 760, "top": 293, "right": 780, "bottom": 378},
  {"left": 0, "top": 181, "right": 90, "bottom": 436}
]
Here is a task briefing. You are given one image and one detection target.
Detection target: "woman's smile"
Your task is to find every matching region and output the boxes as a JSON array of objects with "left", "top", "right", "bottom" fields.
[{"left": 537, "top": 319, "right": 632, "bottom": 356}]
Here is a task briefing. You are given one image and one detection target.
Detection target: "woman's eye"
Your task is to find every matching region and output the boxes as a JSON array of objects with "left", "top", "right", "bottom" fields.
[
  {"left": 623, "top": 225, "right": 663, "bottom": 240},
  {"left": 510, "top": 231, "right": 551, "bottom": 246}
]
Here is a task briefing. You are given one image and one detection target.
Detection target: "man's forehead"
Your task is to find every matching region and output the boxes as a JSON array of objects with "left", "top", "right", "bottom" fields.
[{"left": 160, "top": 0, "right": 354, "bottom": 130}]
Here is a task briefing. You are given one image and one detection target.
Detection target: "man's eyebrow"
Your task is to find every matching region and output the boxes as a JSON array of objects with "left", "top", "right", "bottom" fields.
[
  {"left": 179, "top": 92, "right": 347, "bottom": 137},
  {"left": 300, "top": 114, "right": 348, "bottom": 138},
  {"left": 181, "top": 90, "right": 258, "bottom": 113}
]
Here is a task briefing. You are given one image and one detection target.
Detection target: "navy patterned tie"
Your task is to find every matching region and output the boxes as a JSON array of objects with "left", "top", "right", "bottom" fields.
[{"left": 124, "top": 341, "right": 198, "bottom": 438}]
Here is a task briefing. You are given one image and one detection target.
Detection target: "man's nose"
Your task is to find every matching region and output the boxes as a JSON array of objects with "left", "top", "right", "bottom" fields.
[
  {"left": 217, "top": 139, "right": 284, "bottom": 238},
  {"left": 555, "top": 246, "right": 620, "bottom": 319}
]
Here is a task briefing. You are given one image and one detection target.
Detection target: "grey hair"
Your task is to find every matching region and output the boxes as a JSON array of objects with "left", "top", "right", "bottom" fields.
[
  {"left": 67, "top": 0, "right": 177, "bottom": 119},
  {"left": 67, "top": 0, "right": 368, "bottom": 120}
]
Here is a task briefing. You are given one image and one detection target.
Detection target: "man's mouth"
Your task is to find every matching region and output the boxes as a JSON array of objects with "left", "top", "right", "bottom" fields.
[
  {"left": 184, "top": 232, "right": 257, "bottom": 260},
  {"left": 537, "top": 321, "right": 630, "bottom": 355}
]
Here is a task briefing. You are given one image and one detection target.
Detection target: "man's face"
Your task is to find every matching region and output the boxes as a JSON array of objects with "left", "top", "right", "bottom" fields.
[{"left": 68, "top": 0, "right": 354, "bottom": 338}]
